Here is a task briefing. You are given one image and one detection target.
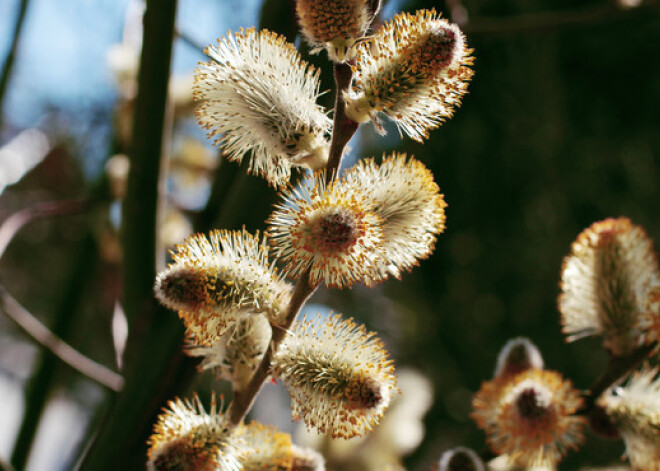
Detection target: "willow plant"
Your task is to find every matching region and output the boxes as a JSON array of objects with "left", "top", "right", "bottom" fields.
[
  {"left": 149, "top": 3, "right": 473, "bottom": 470},
  {"left": 146, "top": 2, "right": 660, "bottom": 470}
]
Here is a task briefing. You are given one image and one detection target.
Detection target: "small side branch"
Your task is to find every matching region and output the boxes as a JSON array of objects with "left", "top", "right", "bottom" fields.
[
  {"left": 0, "top": 285, "right": 124, "bottom": 391},
  {"left": 583, "top": 343, "right": 656, "bottom": 411},
  {"left": 0, "top": 199, "right": 88, "bottom": 260}
]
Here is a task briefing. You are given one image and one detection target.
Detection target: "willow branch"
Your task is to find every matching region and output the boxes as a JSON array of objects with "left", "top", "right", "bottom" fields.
[
  {"left": 325, "top": 62, "right": 359, "bottom": 184},
  {"left": 0, "top": 285, "right": 124, "bottom": 391},
  {"left": 227, "top": 60, "right": 361, "bottom": 427},
  {"left": 228, "top": 271, "right": 318, "bottom": 425}
]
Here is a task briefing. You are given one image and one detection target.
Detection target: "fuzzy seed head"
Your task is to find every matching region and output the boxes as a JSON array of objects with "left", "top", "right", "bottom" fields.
[
  {"left": 471, "top": 369, "right": 585, "bottom": 467},
  {"left": 345, "top": 10, "right": 474, "bottom": 141},
  {"left": 344, "top": 153, "right": 446, "bottom": 282},
  {"left": 494, "top": 337, "right": 545, "bottom": 380},
  {"left": 267, "top": 173, "right": 385, "bottom": 288},
  {"left": 558, "top": 217, "right": 660, "bottom": 356},
  {"left": 154, "top": 229, "right": 292, "bottom": 344},
  {"left": 187, "top": 314, "right": 272, "bottom": 391},
  {"left": 147, "top": 394, "right": 244, "bottom": 471},
  {"left": 272, "top": 313, "right": 397, "bottom": 438},
  {"left": 194, "top": 28, "right": 331, "bottom": 187},
  {"left": 296, "top": 0, "right": 373, "bottom": 62},
  {"left": 600, "top": 367, "right": 660, "bottom": 470}
]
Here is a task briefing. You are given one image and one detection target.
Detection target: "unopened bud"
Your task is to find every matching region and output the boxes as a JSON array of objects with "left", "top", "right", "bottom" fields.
[
  {"left": 435, "top": 447, "right": 484, "bottom": 471},
  {"left": 494, "top": 337, "right": 544, "bottom": 379},
  {"left": 296, "top": 0, "right": 376, "bottom": 62}
]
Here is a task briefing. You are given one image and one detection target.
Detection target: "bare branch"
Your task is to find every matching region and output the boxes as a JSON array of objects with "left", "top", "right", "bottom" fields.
[
  {"left": 0, "top": 285, "right": 124, "bottom": 392},
  {"left": 0, "top": 199, "right": 88, "bottom": 260}
]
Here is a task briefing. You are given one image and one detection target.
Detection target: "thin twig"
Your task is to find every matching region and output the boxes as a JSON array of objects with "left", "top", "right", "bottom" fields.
[
  {"left": 228, "top": 271, "right": 318, "bottom": 425},
  {"left": 325, "top": 62, "right": 360, "bottom": 183},
  {"left": 582, "top": 343, "right": 656, "bottom": 411},
  {"left": 0, "top": 199, "right": 88, "bottom": 260},
  {"left": 175, "top": 28, "right": 206, "bottom": 54},
  {"left": 0, "top": 285, "right": 124, "bottom": 391}
]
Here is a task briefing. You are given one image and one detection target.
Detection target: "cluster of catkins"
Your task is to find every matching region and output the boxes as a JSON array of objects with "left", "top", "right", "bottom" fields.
[
  {"left": 149, "top": 1, "right": 473, "bottom": 470},
  {"left": 445, "top": 217, "right": 660, "bottom": 471}
]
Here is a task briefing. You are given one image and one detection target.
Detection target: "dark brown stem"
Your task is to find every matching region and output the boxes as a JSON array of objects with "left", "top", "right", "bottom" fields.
[
  {"left": 325, "top": 62, "right": 360, "bottom": 184},
  {"left": 228, "top": 271, "right": 318, "bottom": 425},
  {"left": 582, "top": 342, "right": 656, "bottom": 412},
  {"left": 0, "top": 284, "right": 123, "bottom": 391},
  {"left": 227, "top": 59, "right": 360, "bottom": 427}
]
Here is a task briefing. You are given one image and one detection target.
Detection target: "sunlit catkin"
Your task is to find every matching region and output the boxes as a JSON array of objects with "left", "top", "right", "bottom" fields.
[
  {"left": 194, "top": 28, "right": 331, "bottom": 187},
  {"left": 600, "top": 367, "right": 660, "bottom": 470},
  {"left": 154, "top": 229, "right": 292, "bottom": 344},
  {"left": 267, "top": 173, "right": 385, "bottom": 288},
  {"left": 471, "top": 369, "right": 585, "bottom": 467},
  {"left": 272, "top": 313, "right": 397, "bottom": 438},
  {"left": 343, "top": 153, "right": 446, "bottom": 283},
  {"left": 345, "top": 9, "right": 473, "bottom": 141},
  {"left": 558, "top": 217, "right": 660, "bottom": 356},
  {"left": 147, "top": 394, "right": 244, "bottom": 471}
]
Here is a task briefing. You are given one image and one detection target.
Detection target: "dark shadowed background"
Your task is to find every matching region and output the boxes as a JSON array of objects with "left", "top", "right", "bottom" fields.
[{"left": 0, "top": 0, "right": 658, "bottom": 469}]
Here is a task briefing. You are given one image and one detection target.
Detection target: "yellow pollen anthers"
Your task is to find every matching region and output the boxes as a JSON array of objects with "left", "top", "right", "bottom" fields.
[
  {"left": 343, "top": 152, "right": 446, "bottom": 283},
  {"left": 267, "top": 172, "right": 384, "bottom": 289},
  {"left": 345, "top": 9, "right": 474, "bottom": 142},
  {"left": 272, "top": 313, "right": 397, "bottom": 439},
  {"left": 471, "top": 369, "right": 585, "bottom": 467},
  {"left": 147, "top": 394, "right": 243, "bottom": 471},
  {"left": 296, "top": 0, "right": 374, "bottom": 62},
  {"left": 558, "top": 217, "right": 660, "bottom": 356},
  {"left": 154, "top": 229, "right": 292, "bottom": 344},
  {"left": 494, "top": 337, "right": 544, "bottom": 380}
]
